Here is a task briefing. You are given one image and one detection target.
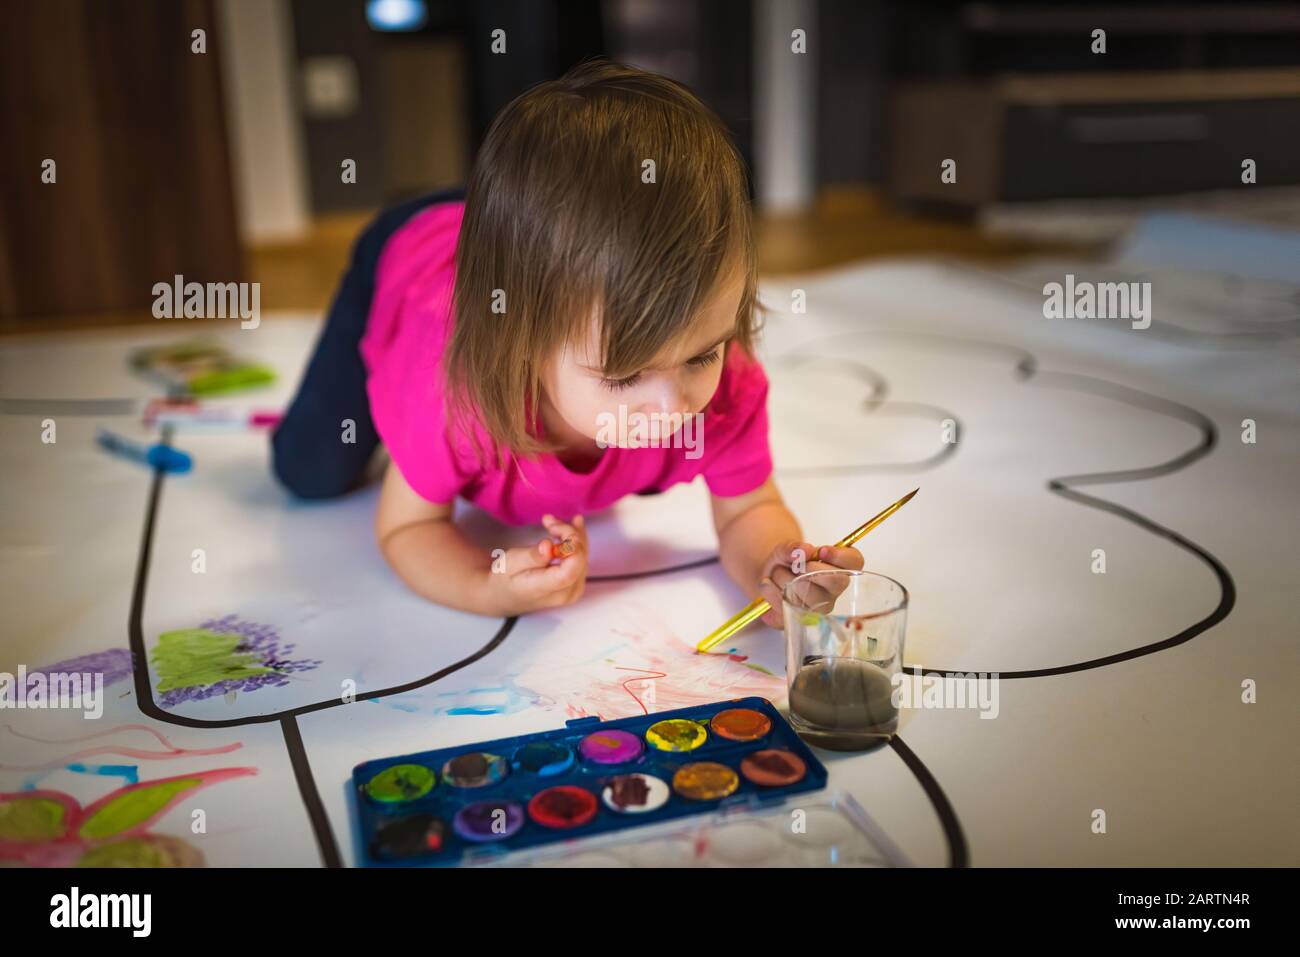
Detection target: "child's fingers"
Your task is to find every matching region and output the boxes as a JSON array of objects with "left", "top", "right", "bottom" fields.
[
  {"left": 758, "top": 577, "right": 784, "bottom": 628},
  {"left": 513, "top": 549, "right": 585, "bottom": 594},
  {"left": 774, "top": 540, "right": 817, "bottom": 567},
  {"left": 799, "top": 563, "right": 853, "bottom": 602},
  {"left": 571, "top": 514, "right": 588, "bottom": 545},
  {"left": 505, "top": 539, "right": 556, "bottom": 574},
  {"left": 519, "top": 520, "right": 587, "bottom": 581},
  {"left": 781, "top": 567, "right": 848, "bottom": 611},
  {"left": 541, "top": 514, "right": 583, "bottom": 554},
  {"left": 767, "top": 563, "right": 798, "bottom": 593},
  {"left": 816, "top": 545, "right": 864, "bottom": 570},
  {"left": 760, "top": 541, "right": 816, "bottom": 585}
]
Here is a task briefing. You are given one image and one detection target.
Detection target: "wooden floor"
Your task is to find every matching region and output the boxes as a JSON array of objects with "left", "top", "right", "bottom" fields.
[
  {"left": 2, "top": 187, "right": 1093, "bottom": 334},
  {"left": 754, "top": 187, "right": 1091, "bottom": 275}
]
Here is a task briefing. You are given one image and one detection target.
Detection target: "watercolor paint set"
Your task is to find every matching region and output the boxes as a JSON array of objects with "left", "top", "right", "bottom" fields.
[{"left": 350, "top": 696, "right": 830, "bottom": 866}]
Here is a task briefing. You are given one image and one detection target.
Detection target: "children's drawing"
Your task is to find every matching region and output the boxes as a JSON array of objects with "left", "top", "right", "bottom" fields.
[
  {"left": 396, "top": 610, "right": 786, "bottom": 723},
  {"left": 0, "top": 767, "right": 257, "bottom": 867},
  {"left": 150, "top": 615, "right": 321, "bottom": 707},
  {"left": 2, "top": 722, "right": 242, "bottom": 772},
  {"left": 513, "top": 623, "right": 786, "bottom": 720}
]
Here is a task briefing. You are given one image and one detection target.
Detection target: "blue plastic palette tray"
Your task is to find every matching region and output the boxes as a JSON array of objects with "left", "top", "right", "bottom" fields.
[{"left": 350, "top": 696, "right": 828, "bottom": 866}]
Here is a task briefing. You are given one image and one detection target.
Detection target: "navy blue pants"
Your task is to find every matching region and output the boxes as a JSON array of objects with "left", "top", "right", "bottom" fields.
[{"left": 271, "top": 187, "right": 466, "bottom": 499}]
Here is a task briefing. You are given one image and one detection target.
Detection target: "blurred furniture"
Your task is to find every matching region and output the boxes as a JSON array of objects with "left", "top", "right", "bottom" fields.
[
  {"left": 0, "top": 0, "right": 242, "bottom": 325},
  {"left": 884, "top": 2, "right": 1300, "bottom": 208},
  {"left": 888, "top": 68, "right": 1300, "bottom": 207}
]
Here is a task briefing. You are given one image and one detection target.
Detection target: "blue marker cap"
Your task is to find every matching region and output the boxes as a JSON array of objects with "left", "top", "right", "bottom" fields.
[
  {"left": 146, "top": 444, "right": 193, "bottom": 474},
  {"left": 96, "top": 428, "right": 192, "bottom": 474}
]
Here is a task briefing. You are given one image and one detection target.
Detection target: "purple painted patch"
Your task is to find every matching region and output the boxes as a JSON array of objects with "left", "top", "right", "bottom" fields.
[
  {"left": 32, "top": 649, "right": 134, "bottom": 687},
  {"left": 157, "top": 615, "right": 322, "bottom": 709}
]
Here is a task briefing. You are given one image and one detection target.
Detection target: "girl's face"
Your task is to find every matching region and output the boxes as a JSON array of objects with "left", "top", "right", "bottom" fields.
[{"left": 540, "top": 263, "right": 745, "bottom": 449}]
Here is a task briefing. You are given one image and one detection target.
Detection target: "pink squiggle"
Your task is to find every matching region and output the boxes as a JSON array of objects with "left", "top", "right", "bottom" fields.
[
  {"left": 2, "top": 723, "right": 241, "bottom": 772},
  {"left": 1, "top": 743, "right": 243, "bottom": 772},
  {"left": 7, "top": 722, "right": 197, "bottom": 748}
]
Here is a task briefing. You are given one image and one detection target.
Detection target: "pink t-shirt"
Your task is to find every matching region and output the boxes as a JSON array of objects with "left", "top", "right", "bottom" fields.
[{"left": 359, "top": 200, "right": 773, "bottom": 526}]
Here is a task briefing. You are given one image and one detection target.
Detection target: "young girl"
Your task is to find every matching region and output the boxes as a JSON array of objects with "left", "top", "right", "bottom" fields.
[{"left": 272, "top": 59, "right": 862, "bottom": 626}]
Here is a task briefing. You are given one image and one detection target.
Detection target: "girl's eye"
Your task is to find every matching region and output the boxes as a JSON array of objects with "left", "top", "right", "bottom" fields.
[
  {"left": 688, "top": 348, "right": 723, "bottom": 369},
  {"left": 600, "top": 372, "right": 642, "bottom": 392},
  {"left": 600, "top": 346, "right": 722, "bottom": 391}
]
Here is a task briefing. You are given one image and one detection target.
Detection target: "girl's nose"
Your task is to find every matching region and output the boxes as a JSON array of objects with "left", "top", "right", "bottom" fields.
[{"left": 637, "top": 386, "right": 682, "bottom": 417}]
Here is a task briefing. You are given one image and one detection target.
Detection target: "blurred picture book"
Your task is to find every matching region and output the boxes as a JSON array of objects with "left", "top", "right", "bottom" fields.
[{"left": 130, "top": 340, "right": 276, "bottom": 396}]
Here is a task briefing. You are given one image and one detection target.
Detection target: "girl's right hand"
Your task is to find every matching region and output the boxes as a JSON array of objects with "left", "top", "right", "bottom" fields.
[{"left": 483, "top": 514, "right": 589, "bottom": 616}]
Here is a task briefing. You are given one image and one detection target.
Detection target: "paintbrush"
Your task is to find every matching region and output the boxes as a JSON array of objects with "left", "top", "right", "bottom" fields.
[{"left": 695, "top": 488, "right": 918, "bottom": 653}]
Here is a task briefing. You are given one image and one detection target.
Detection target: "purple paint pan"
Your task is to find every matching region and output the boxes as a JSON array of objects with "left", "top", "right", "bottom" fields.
[
  {"left": 578, "top": 729, "right": 643, "bottom": 765},
  {"left": 452, "top": 800, "right": 525, "bottom": 843}
]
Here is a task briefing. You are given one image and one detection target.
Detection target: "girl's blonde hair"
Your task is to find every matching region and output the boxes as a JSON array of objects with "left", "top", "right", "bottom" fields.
[{"left": 445, "top": 57, "right": 760, "bottom": 463}]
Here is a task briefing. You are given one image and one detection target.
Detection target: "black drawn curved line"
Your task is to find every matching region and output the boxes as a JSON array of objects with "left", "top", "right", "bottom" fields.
[
  {"left": 588, "top": 554, "right": 719, "bottom": 583},
  {"left": 890, "top": 734, "right": 968, "bottom": 868},
  {"left": 769, "top": 353, "right": 963, "bottom": 475},
  {"left": 777, "top": 400, "right": 962, "bottom": 476},
  {"left": 281, "top": 714, "right": 341, "bottom": 868},
  {"left": 791, "top": 328, "right": 1236, "bottom": 679},
  {"left": 128, "top": 462, "right": 519, "bottom": 731},
  {"left": 771, "top": 353, "right": 890, "bottom": 407},
  {"left": 923, "top": 371, "right": 1235, "bottom": 679}
]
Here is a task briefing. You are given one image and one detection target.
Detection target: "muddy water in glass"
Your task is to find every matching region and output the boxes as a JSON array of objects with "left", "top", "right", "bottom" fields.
[
  {"left": 788, "top": 657, "right": 897, "bottom": 749},
  {"left": 783, "top": 570, "right": 907, "bottom": 751}
]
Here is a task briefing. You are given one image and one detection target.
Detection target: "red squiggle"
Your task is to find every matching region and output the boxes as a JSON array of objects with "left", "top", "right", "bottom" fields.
[
  {"left": 7, "top": 722, "right": 197, "bottom": 748},
  {"left": 1, "top": 723, "right": 241, "bottom": 772},
  {"left": 614, "top": 667, "right": 667, "bottom": 716}
]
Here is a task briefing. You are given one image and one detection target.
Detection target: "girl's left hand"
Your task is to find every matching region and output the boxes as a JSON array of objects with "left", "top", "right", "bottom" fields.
[{"left": 756, "top": 541, "right": 865, "bottom": 628}]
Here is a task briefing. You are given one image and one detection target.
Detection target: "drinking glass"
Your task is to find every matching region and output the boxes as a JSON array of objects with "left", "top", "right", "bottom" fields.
[{"left": 783, "top": 569, "right": 908, "bottom": 750}]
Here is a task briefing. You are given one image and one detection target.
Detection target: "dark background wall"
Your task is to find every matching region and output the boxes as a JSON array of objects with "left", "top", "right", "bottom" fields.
[
  {"left": 290, "top": 0, "right": 389, "bottom": 211},
  {"left": 0, "top": 0, "right": 242, "bottom": 323}
]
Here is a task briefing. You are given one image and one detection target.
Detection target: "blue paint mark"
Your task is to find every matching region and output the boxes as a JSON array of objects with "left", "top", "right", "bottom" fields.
[
  {"left": 66, "top": 762, "right": 139, "bottom": 785},
  {"left": 436, "top": 682, "right": 536, "bottom": 717},
  {"left": 20, "top": 763, "right": 140, "bottom": 790},
  {"left": 374, "top": 679, "right": 539, "bottom": 717},
  {"left": 366, "top": 695, "right": 420, "bottom": 712}
]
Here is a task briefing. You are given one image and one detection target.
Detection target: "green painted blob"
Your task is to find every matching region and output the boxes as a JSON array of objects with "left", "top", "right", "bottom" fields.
[
  {"left": 76, "top": 835, "right": 202, "bottom": 867},
  {"left": 78, "top": 777, "right": 200, "bottom": 840},
  {"left": 77, "top": 838, "right": 174, "bottom": 867},
  {"left": 0, "top": 797, "right": 67, "bottom": 841},
  {"left": 151, "top": 628, "right": 275, "bottom": 692},
  {"left": 366, "top": 764, "right": 436, "bottom": 803}
]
